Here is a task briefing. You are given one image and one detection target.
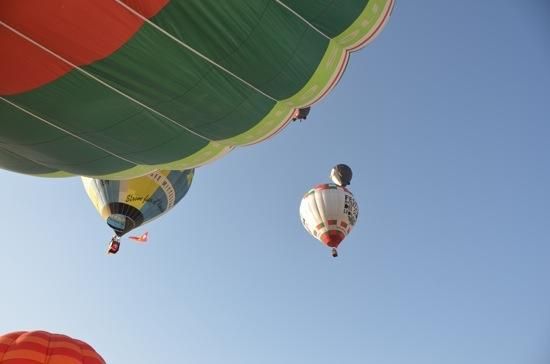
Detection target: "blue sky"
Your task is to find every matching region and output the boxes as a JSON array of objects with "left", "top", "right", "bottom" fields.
[{"left": 1, "top": 1, "right": 549, "bottom": 363}]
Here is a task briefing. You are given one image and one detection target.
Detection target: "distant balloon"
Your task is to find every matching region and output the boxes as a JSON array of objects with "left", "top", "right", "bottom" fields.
[
  {"left": 330, "top": 164, "right": 353, "bottom": 187},
  {"left": 82, "top": 169, "right": 194, "bottom": 237},
  {"left": 300, "top": 182, "right": 359, "bottom": 257},
  {"left": 0, "top": 330, "right": 105, "bottom": 364},
  {"left": 291, "top": 107, "right": 311, "bottom": 122}
]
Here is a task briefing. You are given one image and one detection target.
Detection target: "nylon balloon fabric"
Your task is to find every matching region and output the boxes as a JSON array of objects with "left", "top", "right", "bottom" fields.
[
  {"left": 0, "top": 0, "right": 394, "bottom": 178},
  {"left": 299, "top": 183, "right": 359, "bottom": 250},
  {"left": 0, "top": 330, "right": 105, "bottom": 364}
]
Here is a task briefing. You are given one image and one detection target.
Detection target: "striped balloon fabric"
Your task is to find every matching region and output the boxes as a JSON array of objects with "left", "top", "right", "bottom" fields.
[
  {"left": 300, "top": 183, "right": 359, "bottom": 251},
  {"left": 0, "top": 0, "right": 394, "bottom": 179},
  {"left": 0, "top": 331, "right": 105, "bottom": 364}
]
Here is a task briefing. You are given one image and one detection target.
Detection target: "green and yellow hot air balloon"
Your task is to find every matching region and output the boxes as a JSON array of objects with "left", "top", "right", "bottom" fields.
[{"left": 1, "top": 0, "right": 394, "bottom": 179}]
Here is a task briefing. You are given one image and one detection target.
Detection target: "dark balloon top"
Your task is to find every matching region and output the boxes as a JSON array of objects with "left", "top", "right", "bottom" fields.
[{"left": 331, "top": 164, "right": 353, "bottom": 187}]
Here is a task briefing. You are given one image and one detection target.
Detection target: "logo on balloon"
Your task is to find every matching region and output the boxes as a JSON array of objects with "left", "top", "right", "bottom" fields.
[{"left": 344, "top": 195, "right": 359, "bottom": 226}]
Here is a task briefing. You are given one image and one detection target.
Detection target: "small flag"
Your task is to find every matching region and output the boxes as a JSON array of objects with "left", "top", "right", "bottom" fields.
[{"left": 128, "top": 232, "right": 148, "bottom": 243}]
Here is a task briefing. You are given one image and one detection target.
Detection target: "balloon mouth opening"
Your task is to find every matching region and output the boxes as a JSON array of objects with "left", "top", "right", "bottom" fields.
[
  {"left": 107, "top": 213, "right": 136, "bottom": 236},
  {"left": 103, "top": 202, "right": 144, "bottom": 236},
  {"left": 320, "top": 230, "right": 345, "bottom": 248}
]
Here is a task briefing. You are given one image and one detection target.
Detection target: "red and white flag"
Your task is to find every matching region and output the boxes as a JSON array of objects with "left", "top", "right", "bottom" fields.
[{"left": 128, "top": 232, "right": 148, "bottom": 243}]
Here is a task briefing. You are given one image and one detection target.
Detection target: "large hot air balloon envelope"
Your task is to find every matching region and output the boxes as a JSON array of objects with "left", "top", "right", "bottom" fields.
[
  {"left": 0, "top": 0, "right": 394, "bottom": 179},
  {"left": 82, "top": 168, "right": 193, "bottom": 236},
  {"left": 0, "top": 330, "right": 105, "bottom": 364},
  {"left": 300, "top": 183, "right": 359, "bottom": 256}
]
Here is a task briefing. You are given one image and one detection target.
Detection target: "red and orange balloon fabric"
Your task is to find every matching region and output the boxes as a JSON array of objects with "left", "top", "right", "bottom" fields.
[{"left": 0, "top": 331, "right": 105, "bottom": 364}]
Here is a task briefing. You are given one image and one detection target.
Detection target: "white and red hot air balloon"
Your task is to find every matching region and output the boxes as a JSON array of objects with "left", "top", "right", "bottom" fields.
[{"left": 299, "top": 165, "right": 359, "bottom": 257}]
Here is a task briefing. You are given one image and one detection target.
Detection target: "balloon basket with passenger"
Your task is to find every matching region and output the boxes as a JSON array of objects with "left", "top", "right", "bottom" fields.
[{"left": 107, "top": 235, "right": 121, "bottom": 255}]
